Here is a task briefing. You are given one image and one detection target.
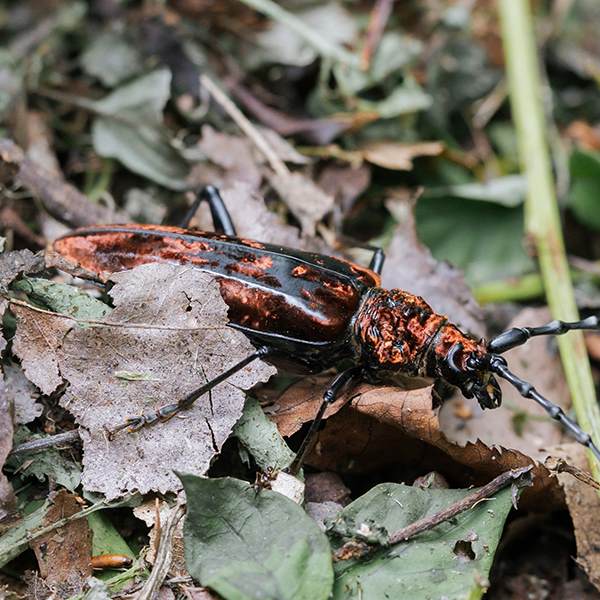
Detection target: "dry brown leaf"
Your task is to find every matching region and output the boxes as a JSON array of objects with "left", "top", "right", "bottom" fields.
[
  {"left": 0, "top": 138, "right": 126, "bottom": 227},
  {"left": 0, "top": 299, "right": 6, "bottom": 356},
  {"left": 553, "top": 444, "right": 600, "bottom": 592},
  {"left": 192, "top": 181, "right": 328, "bottom": 253},
  {"left": 305, "top": 472, "right": 351, "bottom": 505},
  {"left": 0, "top": 248, "right": 45, "bottom": 291},
  {"left": 318, "top": 164, "right": 371, "bottom": 215},
  {"left": 383, "top": 192, "right": 484, "bottom": 337},
  {"left": 11, "top": 304, "right": 71, "bottom": 396},
  {"left": 440, "top": 308, "right": 569, "bottom": 461},
  {"left": 2, "top": 362, "right": 42, "bottom": 425},
  {"left": 134, "top": 498, "right": 186, "bottom": 577},
  {"left": 57, "top": 264, "right": 275, "bottom": 498},
  {"left": 270, "top": 378, "right": 559, "bottom": 508},
  {"left": 360, "top": 141, "right": 444, "bottom": 170},
  {"left": 29, "top": 489, "right": 92, "bottom": 593},
  {"left": 0, "top": 377, "right": 15, "bottom": 521},
  {"left": 196, "top": 125, "right": 262, "bottom": 191},
  {"left": 268, "top": 171, "right": 334, "bottom": 236}
]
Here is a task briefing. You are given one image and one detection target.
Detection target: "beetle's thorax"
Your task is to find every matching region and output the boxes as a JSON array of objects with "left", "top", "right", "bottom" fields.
[{"left": 352, "top": 288, "right": 485, "bottom": 379}]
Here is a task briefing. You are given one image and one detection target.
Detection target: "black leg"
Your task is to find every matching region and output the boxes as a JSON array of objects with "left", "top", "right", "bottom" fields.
[
  {"left": 489, "top": 355, "right": 600, "bottom": 461},
  {"left": 488, "top": 316, "right": 599, "bottom": 354},
  {"left": 179, "top": 185, "right": 237, "bottom": 235},
  {"left": 288, "top": 366, "right": 362, "bottom": 475},
  {"left": 369, "top": 247, "right": 385, "bottom": 275},
  {"left": 109, "top": 347, "right": 270, "bottom": 435}
]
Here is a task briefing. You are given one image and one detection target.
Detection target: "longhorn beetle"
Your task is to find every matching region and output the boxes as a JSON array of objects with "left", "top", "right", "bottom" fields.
[{"left": 53, "top": 186, "right": 600, "bottom": 473}]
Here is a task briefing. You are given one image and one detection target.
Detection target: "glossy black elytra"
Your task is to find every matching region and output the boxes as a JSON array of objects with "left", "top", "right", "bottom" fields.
[{"left": 53, "top": 186, "right": 600, "bottom": 473}]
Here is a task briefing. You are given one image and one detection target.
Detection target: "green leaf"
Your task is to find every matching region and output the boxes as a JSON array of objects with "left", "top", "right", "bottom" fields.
[
  {"left": 6, "top": 430, "right": 82, "bottom": 491},
  {"left": 569, "top": 149, "right": 600, "bottom": 230},
  {"left": 181, "top": 475, "right": 333, "bottom": 600},
  {"left": 88, "top": 511, "right": 135, "bottom": 558},
  {"left": 90, "top": 69, "right": 189, "bottom": 189},
  {"left": 329, "top": 483, "right": 514, "bottom": 600},
  {"left": 424, "top": 175, "right": 526, "bottom": 207},
  {"left": 234, "top": 397, "right": 295, "bottom": 471},
  {"left": 12, "top": 277, "right": 111, "bottom": 320},
  {"left": 415, "top": 197, "right": 534, "bottom": 285},
  {"left": 0, "top": 500, "right": 50, "bottom": 567},
  {"left": 81, "top": 30, "right": 142, "bottom": 87}
]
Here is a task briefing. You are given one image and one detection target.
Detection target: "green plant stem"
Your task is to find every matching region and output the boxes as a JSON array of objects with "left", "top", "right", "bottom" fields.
[
  {"left": 237, "top": 0, "right": 359, "bottom": 67},
  {"left": 499, "top": 0, "right": 600, "bottom": 480},
  {"left": 474, "top": 273, "right": 545, "bottom": 305}
]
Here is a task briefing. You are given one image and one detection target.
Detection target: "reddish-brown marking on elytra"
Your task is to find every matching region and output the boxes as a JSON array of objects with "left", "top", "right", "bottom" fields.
[
  {"left": 240, "top": 238, "right": 265, "bottom": 249},
  {"left": 225, "top": 259, "right": 281, "bottom": 287},
  {"left": 336, "top": 256, "right": 381, "bottom": 288},
  {"left": 292, "top": 265, "right": 308, "bottom": 277},
  {"left": 353, "top": 289, "right": 446, "bottom": 373}
]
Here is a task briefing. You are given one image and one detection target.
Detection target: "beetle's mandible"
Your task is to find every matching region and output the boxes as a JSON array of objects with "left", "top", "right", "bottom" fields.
[{"left": 52, "top": 186, "right": 600, "bottom": 471}]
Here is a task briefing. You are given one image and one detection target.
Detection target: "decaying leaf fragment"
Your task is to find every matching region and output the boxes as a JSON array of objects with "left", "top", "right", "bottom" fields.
[
  {"left": 29, "top": 489, "right": 92, "bottom": 593},
  {"left": 57, "top": 263, "right": 275, "bottom": 499}
]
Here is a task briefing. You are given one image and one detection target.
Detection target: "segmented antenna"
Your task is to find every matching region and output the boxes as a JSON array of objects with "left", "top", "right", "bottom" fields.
[{"left": 489, "top": 355, "right": 600, "bottom": 461}]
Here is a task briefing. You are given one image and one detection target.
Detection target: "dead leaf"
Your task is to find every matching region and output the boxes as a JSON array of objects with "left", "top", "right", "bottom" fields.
[
  {"left": 0, "top": 376, "right": 15, "bottom": 521},
  {"left": 134, "top": 498, "right": 186, "bottom": 577},
  {"left": 195, "top": 125, "right": 262, "bottom": 191},
  {"left": 268, "top": 171, "right": 334, "bottom": 236},
  {"left": 0, "top": 138, "right": 126, "bottom": 227},
  {"left": 29, "top": 489, "right": 92, "bottom": 593},
  {"left": 564, "top": 120, "right": 600, "bottom": 151},
  {"left": 0, "top": 248, "right": 45, "bottom": 291},
  {"left": 11, "top": 304, "right": 71, "bottom": 396},
  {"left": 192, "top": 181, "right": 328, "bottom": 253},
  {"left": 270, "top": 378, "right": 559, "bottom": 508},
  {"left": 2, "top": 362, "right": 42, "bottom": 425},
  {"left": 318, "top": 164, "right": 371, "bottom": 215},
  {"left": 182, "top": 586, "right": 221, "bottom": 600},
  {"left": 383, "top": 192, "right": 484, "bottom": 337},
  {"left": 554, "top": 444, "right": 600, "bottom": 592},
  {"left": 360, "top": 141, "right": 444, "bottom": 170},
  {"left": 440, "top": 308, "right": 569, "bottom": 461},
  {"left": 57, "top": 264, "right": 275, "bottom": 499},
  {"left": 305, "top": 472, "right": 351, "bottom": 505}
]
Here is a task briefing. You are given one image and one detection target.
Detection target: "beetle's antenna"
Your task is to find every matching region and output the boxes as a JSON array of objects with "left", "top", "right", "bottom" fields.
[
  {"left": 488, "top": 316, "right": 599, "bottom": 354},
  {"left": 489, "top": 355, "right": 600, "bottom": 461}
]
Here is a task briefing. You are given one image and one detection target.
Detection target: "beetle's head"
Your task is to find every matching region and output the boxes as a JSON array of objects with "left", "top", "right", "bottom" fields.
[{"left": 432, "top": 325, "right": 502, "bottom": 409}]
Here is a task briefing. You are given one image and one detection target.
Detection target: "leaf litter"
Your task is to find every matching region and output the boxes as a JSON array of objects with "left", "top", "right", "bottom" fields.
[{"left": 57, "top": 264, "right": 275, "bottom": 498}]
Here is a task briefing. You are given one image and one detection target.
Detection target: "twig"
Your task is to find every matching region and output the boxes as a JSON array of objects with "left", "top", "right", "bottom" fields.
[
  {"left": 335, "top": 466, "right": 532, "bottom": 560},
  {"left": 6, "top": 297, "right": 222, "bottom": 332},
  {"left": 200, "top": 74, "right": 289, "bottom": 177},
  {"left": 499, "top": 0, "right": 600, "bottom": 482},
  {"left": 361, "top": 0, "right": 394, "bottom": 70},
  {"left": 236, "top": 0, "right": 359, "bottom": 67},
  {"left": 135, "top": 502, "right": 185, "bottom": 600},
  {"left": 8, "top": 430, "right": 81, "bottom": 457}
]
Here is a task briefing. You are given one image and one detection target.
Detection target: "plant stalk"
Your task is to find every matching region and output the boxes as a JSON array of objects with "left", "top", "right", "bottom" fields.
[{"left": 499, "top": 0, "right": 600, "bottom": 479}]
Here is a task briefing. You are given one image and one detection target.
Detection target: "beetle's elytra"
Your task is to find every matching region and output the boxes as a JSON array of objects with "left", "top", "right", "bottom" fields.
[{"left": 53, "top": 186, "right": 600, "bottom": 471}]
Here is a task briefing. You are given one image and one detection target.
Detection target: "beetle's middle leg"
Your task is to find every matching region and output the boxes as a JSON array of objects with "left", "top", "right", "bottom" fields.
[
  {"left": 177, "top": 185, "right": 237, "bottom": 234},
  {"left": 288, "top": 366, "right": 362, "bottom": 475},
  {"left": 109, "top": 346, "right": 270, "bottom": 436}
]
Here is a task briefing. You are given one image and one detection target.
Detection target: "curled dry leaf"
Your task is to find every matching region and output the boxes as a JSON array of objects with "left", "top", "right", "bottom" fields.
[
  {"left": 359, "top": 141, "right": 444, "bottom": 170},
  {"left": 57, "top": 264, "right": 275, "bottom": 499},
  {"left": 271, "top": 378, "right": 558, "bottom": 508},
  {"left": 0, "top": 248, "right": 45, "bottom": 291},
  {"left": 29, "top": 489, "right": 92, "bottom": 593},
  {"left": 440, "top": 308, "right": 569, "bottom": 461},
  {"left": 383, "top": 193, "right": 484, "bottom": 337},
  {"left": 268, "top": 171, "right": 335, "bottom": 236},
  {"left": 0, "top": 138, "right": 126, "bottom": 227},
  {"left": 192, "top": 181, "right": 328, "bottom": 253},
  {"left": 552, "top": 444, "right": 600, "bottom": 592}
]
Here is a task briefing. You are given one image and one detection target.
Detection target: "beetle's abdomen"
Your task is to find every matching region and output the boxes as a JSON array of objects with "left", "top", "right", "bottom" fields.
[
  {"left": 53, "top": 225, "right": 379, "bottom": 344},
  {"left": 353, "top": 288, "right": 447, "bottom": 374}
]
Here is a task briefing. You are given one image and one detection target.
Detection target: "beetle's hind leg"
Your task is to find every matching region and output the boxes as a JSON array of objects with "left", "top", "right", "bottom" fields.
[
  {"left": 488, "top": 315, "right": 600, "bottom": 353},
  {"left": 177, "top": 185, "right": 237, "bottom": 234},
  {"left": 108, "top": 347, "right": 269, "bottom": 436},
  {"left": 288, "top": 366, "right": 362, "bottom": 475}
]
